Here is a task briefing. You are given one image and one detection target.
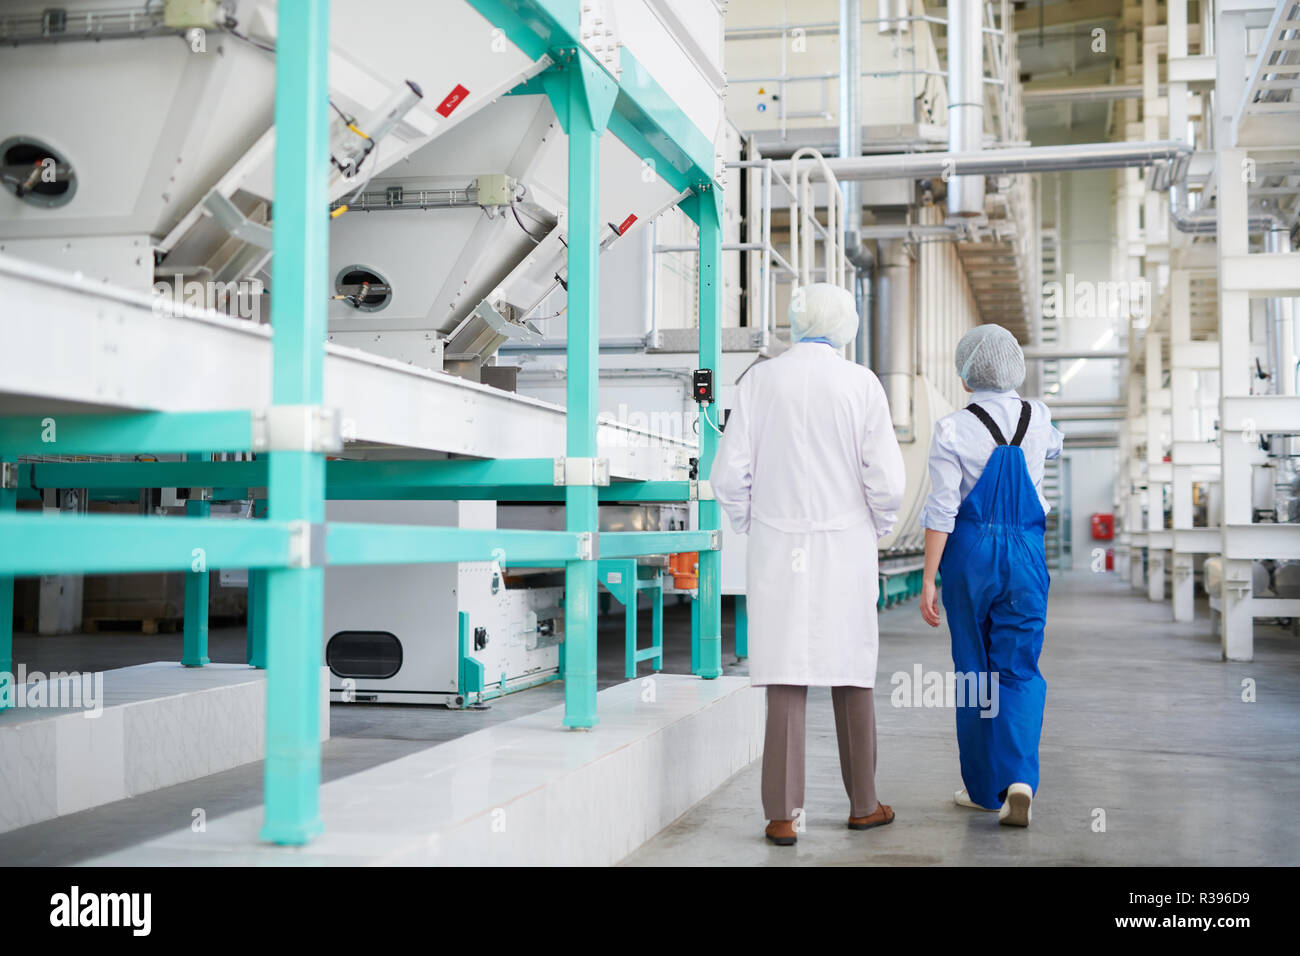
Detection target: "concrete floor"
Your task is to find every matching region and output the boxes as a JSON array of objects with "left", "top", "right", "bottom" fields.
[
  {"left": 0, "top": 596, "right": 741, "bottom": 865},
  {"left": 624, "top": 571, "right": 1300, "bottom": 866},
  {"left": 3, "top": 573, "right": 1297, "bottom": 866}
]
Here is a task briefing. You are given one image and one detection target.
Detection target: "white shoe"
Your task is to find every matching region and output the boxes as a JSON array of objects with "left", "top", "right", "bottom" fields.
[
  {"left": 954, "top": 788, "right": 998, "bottom": 811},
  {"left": 998, "top": 783, "right": 1033, "bottom": 827}
]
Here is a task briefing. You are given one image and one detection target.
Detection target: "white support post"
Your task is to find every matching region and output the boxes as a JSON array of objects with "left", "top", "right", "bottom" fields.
[
  {"left": 1169, "top": 270, "right": 1196, "bottom": 622},
  {"left": 1146, "top": 332, "right": 1166, "bottom": 602},
  {"left": 1216, "top": 133, "right": 1253, "bottom": 660}
]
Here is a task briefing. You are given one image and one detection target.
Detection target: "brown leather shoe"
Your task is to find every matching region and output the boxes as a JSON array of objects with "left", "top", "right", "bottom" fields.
[
  {"left": 765, "top": 820, "right": 797, "bottom": 846},
  {"left": 847, "top": 802, "right": 894, "bottom": 831}
]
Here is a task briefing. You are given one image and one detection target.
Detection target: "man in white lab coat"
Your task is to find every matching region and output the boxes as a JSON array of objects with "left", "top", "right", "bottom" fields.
[{"left": 712, "top": 283, "right": 907, "bottom": 846}]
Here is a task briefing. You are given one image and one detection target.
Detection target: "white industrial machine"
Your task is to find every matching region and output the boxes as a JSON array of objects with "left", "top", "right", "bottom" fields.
[{"left": 323, "top": 501, "right": 565, "bottom": 705}]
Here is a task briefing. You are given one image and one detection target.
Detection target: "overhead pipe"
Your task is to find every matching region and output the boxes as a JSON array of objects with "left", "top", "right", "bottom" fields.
[
  {"left": 876, "top": 0, "right": 910, "bottom": 33},
  {"left": 946, "top": 0, "right": 985, "bottom": 217},
  {"left": 1168, "top": 182, "right": 1283, "bottom": 234},
  {"left": 1023, "top": 84, "right": 1164, "bottom": 105},
  {"left": 1023, "top": 347, "right": 1128, "bottom": 361},
  {"left": 838, "top": 0, "right": 870, "bottom": 270},
  {"left": 777, "top": 140, "right": 1193, "bottom": 188}
]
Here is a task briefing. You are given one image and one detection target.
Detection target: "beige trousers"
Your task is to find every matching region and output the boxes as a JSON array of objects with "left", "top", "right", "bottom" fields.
[{"left": 761, "top": 684, "right": 879, "bottom": 820}]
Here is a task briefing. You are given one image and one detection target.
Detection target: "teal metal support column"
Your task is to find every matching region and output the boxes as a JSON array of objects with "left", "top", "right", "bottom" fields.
[
  {"left": 247, "top": 568, "right": 267, "bottom": 668},
  {"left": 182, "top": 455, "right": 210, "bottom": 667},
  {"left": 734, "top": 594, "right": 748, "bottom": 660},
  {"left": 648, "top": 569, "right": 663, "bottom": 672},
  {"left": 543, "top": 48, "right": 617, "bottom": 729},
  {"left": 693, "top": 187, "right": 724, "bottom": 679},
  {"left": 0, "top": 456, "right": 14, "bottom": 712},
  {"left": 690, "top": 593, "right": 699, "bottom": 674},
  {"left": 260, "top": 0, "right": 329, "bottom": 845}
]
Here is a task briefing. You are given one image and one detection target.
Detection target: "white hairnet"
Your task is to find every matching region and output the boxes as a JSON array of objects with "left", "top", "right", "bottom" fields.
[
  {"left": 955, "top": 323, "right": 1025, "bottom": 391},
  {"left": 789, "top": 283, "right": 859, "bottom": 348}
]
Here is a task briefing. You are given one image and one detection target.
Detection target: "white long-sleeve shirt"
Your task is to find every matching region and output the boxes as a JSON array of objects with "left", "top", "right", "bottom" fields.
[
  {"left": 712, "top": 341, "right": 906, "bottom": 538},
  {"left": 920, "top": 388, "right": 1064, "bottom": 533}
]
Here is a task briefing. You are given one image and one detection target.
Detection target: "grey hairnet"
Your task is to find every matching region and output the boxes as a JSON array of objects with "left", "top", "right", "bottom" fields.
[
  {"left": 955, "top": 324, "right": 1025, "bottom": 391},
  {"left": 789, "top": 283, "right": 859, "bottom": 348}
]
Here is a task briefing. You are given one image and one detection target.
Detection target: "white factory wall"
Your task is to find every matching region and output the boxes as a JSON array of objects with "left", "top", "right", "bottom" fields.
[
  {"left": 1067, "top": 446, "right": 1117, "bottom": 572},
  {"left": 1054, "top": 167, "right": 1122, "bottom": 567}
]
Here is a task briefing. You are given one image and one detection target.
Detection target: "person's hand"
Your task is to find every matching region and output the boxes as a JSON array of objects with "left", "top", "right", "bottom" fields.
[{"left": 920, "top": 580, "right": 941, "bottom": 628}]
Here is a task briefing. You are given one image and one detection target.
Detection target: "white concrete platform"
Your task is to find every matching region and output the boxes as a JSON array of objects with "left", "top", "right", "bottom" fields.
[
  {"left": 0, "top": 662, "right": 330, "bottom": 834},
  {"left": 84, "top": 674, "right": 764, "bottom": 866}
]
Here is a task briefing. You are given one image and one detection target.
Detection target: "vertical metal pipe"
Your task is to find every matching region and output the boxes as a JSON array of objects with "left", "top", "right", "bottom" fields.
[
  {"left": 875, "top": 239, "right": 913, "bottom": 434},
  {"left": 261, "top": 0, "right": 329, "bottom": 846},
  {"left": 840, "top": 0, "right": 862, "bottom": 200},
  {"left": 696, "top": 189, "right": 724, "bottom": 679},
  {"left": 763, "top": 162, "right": 773, "bottom": 343},
  {"left": 1266, "top": 225, "right": 1296, "bottom": 397},
  {"left": 946, "top": 0, "right": 985, "bottom": 216}
]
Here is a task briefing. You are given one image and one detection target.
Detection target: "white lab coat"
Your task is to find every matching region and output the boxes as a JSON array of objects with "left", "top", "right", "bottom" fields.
[{"left": 711, "top": 342, "right": 906, "bottom": 687}]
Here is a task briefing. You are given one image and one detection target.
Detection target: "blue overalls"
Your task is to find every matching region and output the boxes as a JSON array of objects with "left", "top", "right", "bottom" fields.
[{"left": 938, "top": 401, "right": 1049, "bottom": 810}]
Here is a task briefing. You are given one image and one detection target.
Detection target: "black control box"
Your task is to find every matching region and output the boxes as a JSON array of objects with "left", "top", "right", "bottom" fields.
[{"left": 692, "top": 368, "right": 714, "bottom": 404}]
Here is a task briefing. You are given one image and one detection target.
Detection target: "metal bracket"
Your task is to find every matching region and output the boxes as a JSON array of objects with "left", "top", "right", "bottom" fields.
[
  {"left": 190, "top": 487, "right": 213, "bottom": 502},
  {"left": 1223, "top": 575, "right": 1252, "bottom": 598},
  {"left": 0, "top": 461, "right": 16, "bottom": 490},
  {"left": 202, "top": 190, "right": 273, "bottom": 250},
  {"left": 709, "top": 530, "right": 720, "bottom": 551},
  {"left": 578, "top": 531, "right": 597, "bottom": 561},
  {"left": 252, "top": 406, "right": 343, "bottom": 454},
  {"left": 288, "top": 521, "right": 329, "bottom": 568},
  {"left": 553, "top": 457, "right": 611, "bottom": 486}
]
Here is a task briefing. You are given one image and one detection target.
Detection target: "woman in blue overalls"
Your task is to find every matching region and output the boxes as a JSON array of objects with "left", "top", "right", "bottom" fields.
[{"left": 918, "top": 324, "right": 1063, "bottom": 827}]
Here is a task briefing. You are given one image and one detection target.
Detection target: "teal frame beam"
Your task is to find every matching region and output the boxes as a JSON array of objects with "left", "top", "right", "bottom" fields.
[
  {"left": 599, "top": 530, "right": 714, "bottom": 559},
  {"left": 543, "top": 45, "right": 618, "bottom": 729},
  {"left": 20, "top": 461, "right": 696, "bottom": 505},
  {"left": 0, "top": 411, "right": 253, "bottom": 458},
  {"left": 685, "top": 187, "right": 724, "bottom": 680},
  {"left": 260, "top": 0, "right": 329, "bottom": 846},
  {"left": 464, "top": 0, "right": 577, "bottom": 62},
  {"left": 21, "top": 461, "right": 264, "bottom": 491},
  {"left": 0, "top": 514, "right": 295, "bottom": 576},
  {"left": 327, "top": 525, "right": 583, "bottom": 566}
]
